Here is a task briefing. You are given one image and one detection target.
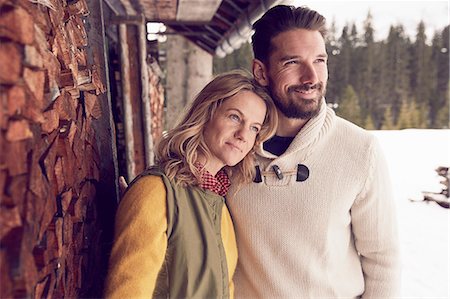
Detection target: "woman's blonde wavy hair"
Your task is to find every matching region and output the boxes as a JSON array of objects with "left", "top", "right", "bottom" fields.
[{"left": 155, "top": 70, "right": 278, "bottom": 187}]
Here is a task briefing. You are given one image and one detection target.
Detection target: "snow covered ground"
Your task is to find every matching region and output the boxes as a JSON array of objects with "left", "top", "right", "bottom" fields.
[{"left": 371, "top": 129, "right": 449, "bottom": 298}]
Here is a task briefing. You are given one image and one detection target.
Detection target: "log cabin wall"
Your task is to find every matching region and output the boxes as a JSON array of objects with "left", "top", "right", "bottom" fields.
[{"left": 0, "top": 0, "right": 119, "bottom": 297}]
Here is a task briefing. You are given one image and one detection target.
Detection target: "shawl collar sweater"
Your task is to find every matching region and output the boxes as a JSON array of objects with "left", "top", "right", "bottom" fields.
[{"left": 228, "top": 98, "right": 401, "bottom": 298}]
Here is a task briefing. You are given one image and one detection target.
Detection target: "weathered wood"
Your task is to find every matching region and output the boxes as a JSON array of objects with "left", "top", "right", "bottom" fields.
[
  {"left": 0, "top": 206, "right": 22, "bottom": 241},
  {"left": 139, "top": 20, "right": 154, "bottom": 166},
  {"left": 0, "top": 42, "right": 22, "bottom": 84},
  {"left": 119, "top": 24, "right": 135, "bottom": 180},
  {"left": 5, "top": 140, "right": 28, "bottom": 176},
  {"left": 6, "top": 120, "right": 33, "bottom": 142},
  {"left": 7, "top": 85, "right": 26, "bottom": 116},
  {"left": 84, "top": 92, "right": 102, "bottom": 119},
  {"left": 0, "top": 5, "right": 34, "bottom": 44},
  {"left": 23, "top": 68, "right": 45, "bottom": 107},
  {"left": 54, "top": 91, "right": 77, "bottom": 121},
  {"left": 41, "top": 110, "right": 60, "bottom": 133},
  {"left": 67, "top": 0, "right": 89, "bottom": 16},
  {"left": 1, "top": 0, "right": 109, "bottom": 297}
]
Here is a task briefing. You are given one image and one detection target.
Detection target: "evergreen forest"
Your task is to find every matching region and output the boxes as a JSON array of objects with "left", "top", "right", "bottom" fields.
[{"left": 213, "top": 14, "right": 449, "bottom": 130}]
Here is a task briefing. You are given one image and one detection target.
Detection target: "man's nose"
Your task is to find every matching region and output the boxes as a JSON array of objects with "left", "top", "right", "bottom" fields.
[{"left": 300, "top": 63, "right": 318, "bottom": 84}]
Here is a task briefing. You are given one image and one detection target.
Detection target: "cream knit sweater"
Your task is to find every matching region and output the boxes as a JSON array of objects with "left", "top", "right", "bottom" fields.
[{"left": 228, "top": 99, "right": 401, "bottom": 298}]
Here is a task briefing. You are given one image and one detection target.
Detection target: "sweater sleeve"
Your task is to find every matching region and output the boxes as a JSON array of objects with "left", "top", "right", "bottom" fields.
[
  {"left": 104, "top": 175, "right": 167, "bottom": 299},
  {"left": 351, "top": 137, "right": 401, "bottom": 298}
]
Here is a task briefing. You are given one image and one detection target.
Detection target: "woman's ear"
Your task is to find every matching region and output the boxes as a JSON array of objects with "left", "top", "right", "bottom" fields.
[{"left": 252, "top": 59, "right": 269, "bottom": 86}]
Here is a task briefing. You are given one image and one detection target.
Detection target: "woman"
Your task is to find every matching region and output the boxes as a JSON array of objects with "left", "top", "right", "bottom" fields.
[{"left": 105, "top": 70, "right": 277, "bottom": 298}]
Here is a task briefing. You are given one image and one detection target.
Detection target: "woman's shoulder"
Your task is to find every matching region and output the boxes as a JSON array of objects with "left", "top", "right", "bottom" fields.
[{"left": 120, "top": 174, "right": 166, "bottom": 210}]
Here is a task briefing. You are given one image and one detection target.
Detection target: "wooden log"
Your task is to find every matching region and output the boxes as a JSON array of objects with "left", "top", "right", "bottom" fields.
[
  {"left": 48, "top": 0, "right": 65, "bottom": 29},
  {"left": 34, "top": 275, "right": 49, "bottom": 299},
  {"left": 54, "top": 91, "right": 77, "bottom": 121},
  {"left": 54, "top": 157, "right": 65, "bottom": 194},
  {"left": 67, "top": 0, "right": 89, "bottom": 16},
  {"left": 5, "top": 140, "right": 28, "bottom": 176},
  {"left": 66, "top": 15, "right": 88, "bottom": 48},
  {"left": 60, "top": 69, "right": 75, "bottom": 88},
  {"left": 6, "top": 120, "right": 33, "bottom": 141},
  {"left": 41, "top": 110, "right": 60, "bottom": 133},
  {"left": 63, "top": 214, "right": 73, "bottom": 245},
  {"left": 25, "top": 2, "right": 52, "bottom": 35},
  {"left": 68, "top": 121, "right": 77, "bottom": 148},
  {"left": 55, "top": 218, "right": 63, "bottom": 256},
  {"left": 0, "top": 206, "right": 22, "bottom": 242},
  {"left": 13, "top": 236, "right": 39, "bottom": 297},
  {"left": 0, "top": 5, "right": 34, "bottom": 45},
  {"left": 75, "top": 47, "right": 87, "bottom": 67},
  {"left": 37, "top": 195, "right": 57, "bottom": 243},
  {"left": 84, "top": 92, "right": 102, "bottom": 119},
  {"left": 7, "top": 85, "right": 26, "bottom": 116},
  {"left": 0, "top": 89, "right": 6, "bottom": 130},
  {"left": 52, "top": 27, "right": 73, "bottom": 71},
  {"left": 23, "top": 68, "right": 45, "bottom": 107},
  {"left": 24, "top": 45, "right": 44, "bottom": 69},
  {"left": 0, "top": 170, "right": 6, "bottom": 201},
  {"left": 0, "top": 248, "right": 13, "bottom": 298},
  {"left": 0, "top": 42, "right": 22, "bottom": 84}
]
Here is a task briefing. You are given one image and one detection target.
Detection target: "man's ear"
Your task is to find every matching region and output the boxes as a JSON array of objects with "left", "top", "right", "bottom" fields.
[{"left": 252, "top": 59, "right": 269, "bottom": 86}]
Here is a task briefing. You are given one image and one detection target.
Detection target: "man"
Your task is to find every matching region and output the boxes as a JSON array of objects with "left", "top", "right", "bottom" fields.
[{"left": 226, "top": 5, "right": 401, "bottom": 298}]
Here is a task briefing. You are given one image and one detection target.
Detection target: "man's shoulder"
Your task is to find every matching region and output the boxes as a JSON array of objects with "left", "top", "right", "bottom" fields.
[{"left": 334, "top": 115, "right": 375, "bottom": 141}]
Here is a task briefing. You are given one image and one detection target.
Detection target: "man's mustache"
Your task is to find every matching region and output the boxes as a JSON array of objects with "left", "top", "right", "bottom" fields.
[{"left": 288, "top": 82, "right": 323, "bottom": 93}]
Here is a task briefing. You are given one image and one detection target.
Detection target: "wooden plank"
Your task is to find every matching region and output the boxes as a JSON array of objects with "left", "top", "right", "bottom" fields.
[{"left": 177, "top": 0, "right": 221, "bottom": 22}]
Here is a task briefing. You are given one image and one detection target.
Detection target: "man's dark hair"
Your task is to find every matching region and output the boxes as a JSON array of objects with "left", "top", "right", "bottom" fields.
[{"left": 252, "top": 5, "right": 327, "bottom": 63}]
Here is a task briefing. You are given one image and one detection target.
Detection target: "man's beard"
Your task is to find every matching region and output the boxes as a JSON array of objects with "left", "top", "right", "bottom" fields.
[{"left": 269, "top": 81, "right": 325, "bottom": 119}]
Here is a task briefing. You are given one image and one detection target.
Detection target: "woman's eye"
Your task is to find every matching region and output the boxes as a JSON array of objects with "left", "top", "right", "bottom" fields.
[
  {"left": 250, "top": 126, "right": 260, "bottom": 133},
  {"left": 229, "top": 114, "right": 240, "bottom": 122}
]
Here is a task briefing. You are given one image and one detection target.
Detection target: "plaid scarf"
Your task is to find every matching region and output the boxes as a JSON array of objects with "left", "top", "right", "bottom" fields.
[{"left": 195, "top": 163, "right": 231, "bottom": 197}]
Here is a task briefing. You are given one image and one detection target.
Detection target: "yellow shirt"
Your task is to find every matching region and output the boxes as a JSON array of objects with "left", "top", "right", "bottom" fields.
[{"left": 105, "top": 175, "right": 238, "bottom": 298}]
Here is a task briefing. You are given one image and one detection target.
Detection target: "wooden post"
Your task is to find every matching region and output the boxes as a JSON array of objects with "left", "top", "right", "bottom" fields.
[
  {"left": 138, "top": 18, "right": 154, "bottom": 166},
  {"left": 119, "top": 24, "right": 136, "bottom": 180}
]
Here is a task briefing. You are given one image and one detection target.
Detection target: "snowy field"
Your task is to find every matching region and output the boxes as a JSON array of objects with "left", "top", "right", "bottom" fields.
[{"left": 371, "top": 129, "right": 449, "bottom": 298}]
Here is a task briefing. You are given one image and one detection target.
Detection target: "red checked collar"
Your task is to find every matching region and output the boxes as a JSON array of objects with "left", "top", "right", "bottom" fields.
[{"left": 195, "top": 163, "right": 231, "bottom": 197}]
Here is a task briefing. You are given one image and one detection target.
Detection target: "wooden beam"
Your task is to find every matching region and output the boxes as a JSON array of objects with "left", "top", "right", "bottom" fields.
[
  {"left": 119, "top": 24, "right": 136, "bottom": 180},
  {"left": 138, "top": 20, "right": 154, "bottom": 167},
  {"left": 177, "top": 0, "right": 221, "bottom": 22}
]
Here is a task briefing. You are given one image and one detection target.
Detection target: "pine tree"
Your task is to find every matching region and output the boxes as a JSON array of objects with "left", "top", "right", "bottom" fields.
[
  {"left": 430, "top": 26, "right": 450, "bottom": 127},
  {"left": 337, "top": 85, "right": 363, "bottom": 126},
  {"left": 325, "top": 18, "right": 340, "bottom": 104},
  {"left": 359, "top": 11, "right": 376, "bottom": 122},
  {"left": 386, "top": 25, "right": 410, "bottom": 122},
  {"left": 409, "top": 21, "right": 432, "bottom": 125},
  {"left": 381, "top": 106, "right": 396, "bottom": 130},
  {"left": 397, "top": 100, "right": 413, "bottom": 129},
  {"left": 364, "top": 114, "right": 376, "bottom": 130}
]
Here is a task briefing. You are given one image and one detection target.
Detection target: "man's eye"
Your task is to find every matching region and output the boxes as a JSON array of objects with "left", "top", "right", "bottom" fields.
[{"left": 285, "top": 60, "right": 298, "bottom": 65}]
